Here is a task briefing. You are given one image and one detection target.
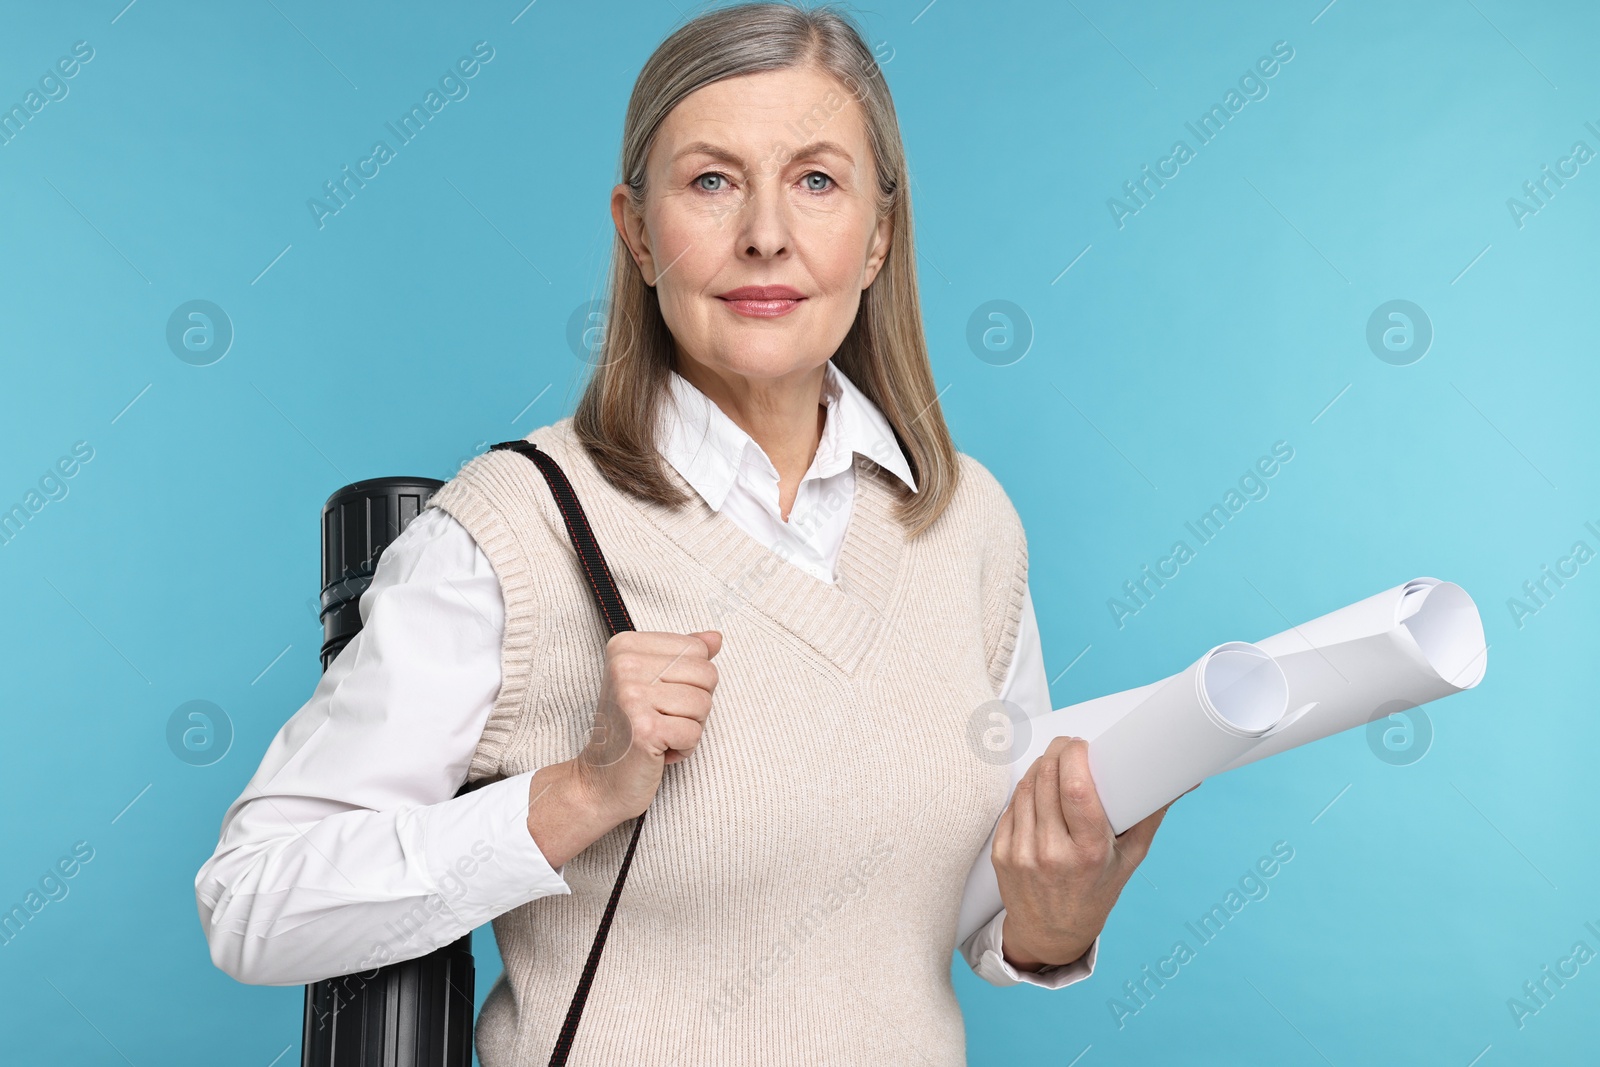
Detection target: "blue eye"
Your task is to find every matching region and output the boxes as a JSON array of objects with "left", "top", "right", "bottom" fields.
[{"left": 694, "top": 169, "right": 833, "bottom": 194}]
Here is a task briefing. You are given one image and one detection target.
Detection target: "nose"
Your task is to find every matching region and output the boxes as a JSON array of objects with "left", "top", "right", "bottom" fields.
[{"left": 730, "top": 177, "right": 792, "bottom": 261}]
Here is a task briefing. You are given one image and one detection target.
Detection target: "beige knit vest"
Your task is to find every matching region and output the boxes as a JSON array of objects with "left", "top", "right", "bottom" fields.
[{"left": 425, "top": 416, "right": 1029, "bottom": 1066}]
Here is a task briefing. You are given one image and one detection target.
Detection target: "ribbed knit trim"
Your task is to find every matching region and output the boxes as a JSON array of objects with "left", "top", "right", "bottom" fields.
[
  {"left": 972, "top": 453, "right": 1029, "bottom": 697},
  {"left": 424, "top": 460, "right": 557, "bottom": 782}
]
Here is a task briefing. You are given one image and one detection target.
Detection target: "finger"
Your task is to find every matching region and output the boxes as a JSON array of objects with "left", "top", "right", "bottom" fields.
[
  {"left": 649, "top": 681, "right": 714, "bottom": 722},
  {"left": 609, "top": 630, "right": 711, "bottom": 654},
  {"left": 992, "top": 801, "right": 1015, "bottom": 864},
  {"left": 1009, "top": 771, "right": 1038, "bottom": 867},
  {"left": 643, "top": 656, "right": 719, "bottom": 693},
  {"left": 690, "top": 630, "right": 722, "bottom": 658},
  {"left": 1032, "top": 740, "right": 1070, "bottom": 855},
  {"left": 1016, "top": 737, "right": 1072, "bottom": 856},
  {"left": 653, "top": 714, "right": 704, "bottom": 757},
  {"left": 646, "top": 633, "right": 718, "bottom": 684},
  {"left": 610, "top": 631, "right": 716, "bottom": 663},
  {"left": 1054, "top": 739, "right": 1113, "bottom": 848},
  {"left": 605, "top": 638, "right": 707, "bottom": 692}
]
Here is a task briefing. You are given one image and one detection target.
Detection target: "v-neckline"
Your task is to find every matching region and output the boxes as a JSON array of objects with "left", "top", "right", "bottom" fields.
[{"left": 547, "top": 423, "right": 907, "bottom": 676}]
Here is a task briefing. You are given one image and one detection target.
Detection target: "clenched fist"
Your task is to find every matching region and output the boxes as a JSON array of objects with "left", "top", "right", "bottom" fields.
[
  {"left": 527, "top": 630, "right": 722, "bottom": 868},
  {"left": 576, "top": 629, "right": 723, "bottom": 819}
]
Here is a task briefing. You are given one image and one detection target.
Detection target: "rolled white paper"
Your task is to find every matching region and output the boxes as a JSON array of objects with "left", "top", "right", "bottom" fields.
[
  {"left": 1221, "top": 577, "right": 1487, "bottom": 772},
  {"left": 955, "top": 641, "right": 1289, "bottom": 946},
  {"left": 953, "top": 576, "right": 1487, "bottom": 950},
  {"left": 1089, "top": 641, "right": 1289, "bottom": 833}
]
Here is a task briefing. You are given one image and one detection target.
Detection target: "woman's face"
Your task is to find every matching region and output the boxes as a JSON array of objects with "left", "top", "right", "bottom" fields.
[{"left": 613, "top": 64, "right": 892, "bottom": 390}]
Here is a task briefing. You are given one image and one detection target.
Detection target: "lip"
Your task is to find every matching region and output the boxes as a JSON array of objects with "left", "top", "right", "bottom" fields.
[
  {"left": 717, "top": 285, "right": 805, "bottom": 319},
  {"left": 717, "top": 285, "right": 804, "bottom": 300}
]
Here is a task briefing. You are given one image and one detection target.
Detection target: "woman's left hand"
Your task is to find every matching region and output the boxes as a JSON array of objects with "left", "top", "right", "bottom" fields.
[{"left": 991, "top": 735, "right": 1197, "bottom": 971}]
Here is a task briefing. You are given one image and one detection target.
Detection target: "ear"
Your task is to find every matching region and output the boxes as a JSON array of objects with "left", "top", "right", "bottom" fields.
[
  {"left": 610, "top": 183, "right": 656, "bottom": 287},
  {"left": 861, "top": 210, "right": 893, "bottom": 290}
]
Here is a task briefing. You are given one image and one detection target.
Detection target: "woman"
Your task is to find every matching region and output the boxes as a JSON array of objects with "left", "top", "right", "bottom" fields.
[{"left": 195, "top": 3, "right": 1177, "bottom": 1062}]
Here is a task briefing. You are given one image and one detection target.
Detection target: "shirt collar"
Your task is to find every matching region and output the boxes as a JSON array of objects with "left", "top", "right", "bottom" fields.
[{"left": 657, "top": 358, "right": 918, "bottom": 513}]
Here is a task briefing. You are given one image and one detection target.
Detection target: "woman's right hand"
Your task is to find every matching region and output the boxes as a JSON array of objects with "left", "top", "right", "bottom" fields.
[
  {"left": 578, "top": 629, "right": 722, "bottom": 818},
  {"left": 527, "top": 630, "right": 722, "bottom": 866}
]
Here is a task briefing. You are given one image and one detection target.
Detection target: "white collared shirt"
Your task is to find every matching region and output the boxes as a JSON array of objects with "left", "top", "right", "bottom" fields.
[
  {"left": 194, "top": 358, "right": 1098, "bottom": 993},
  {"left": 657, "top": 355, "right": 913, "bottom": 583}
]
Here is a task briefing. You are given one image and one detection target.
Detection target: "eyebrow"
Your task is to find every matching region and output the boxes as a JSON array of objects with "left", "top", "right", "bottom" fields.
[{"left": 672, "top": 139, "right": 856, "bottom": 168}]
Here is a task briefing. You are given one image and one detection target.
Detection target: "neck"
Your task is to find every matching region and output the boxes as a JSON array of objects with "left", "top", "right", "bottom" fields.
[{"left": 673, "top": 353, "right": 830, "bottom": 519}]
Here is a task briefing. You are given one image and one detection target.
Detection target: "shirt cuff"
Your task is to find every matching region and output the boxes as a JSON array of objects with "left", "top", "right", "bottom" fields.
[
  {"left": 965, "top": 909, "right": 1100, "bottom": 990},
  {"left": 403, "top": 770, "right": 572, "bottom": 934}
]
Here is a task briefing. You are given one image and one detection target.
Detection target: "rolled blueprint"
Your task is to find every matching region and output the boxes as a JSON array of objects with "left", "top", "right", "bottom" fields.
[
  {"left": 955, "top": 641, "right": 1291, "bottom": 946},
  {"left": 1221, "top": 577, "right": 1487, "bottom": 772}
]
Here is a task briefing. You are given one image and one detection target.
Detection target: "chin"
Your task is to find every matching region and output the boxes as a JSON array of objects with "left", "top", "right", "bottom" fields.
[{"left": 698, "top": 341, "right": 823, "bottom": 380}]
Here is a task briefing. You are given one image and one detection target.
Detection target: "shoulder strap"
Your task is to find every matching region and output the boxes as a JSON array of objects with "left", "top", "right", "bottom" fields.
[
  {"left": 490, "top": 438, "right": 636, "bottom": 637},
  {"left": 487, "top": 438, "right": 645, "bottom": 1067}
]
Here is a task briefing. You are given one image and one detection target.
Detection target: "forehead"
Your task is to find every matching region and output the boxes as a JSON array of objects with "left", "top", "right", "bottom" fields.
[{"left": 653, "top": 64, "right": 869, "bottom": 163}]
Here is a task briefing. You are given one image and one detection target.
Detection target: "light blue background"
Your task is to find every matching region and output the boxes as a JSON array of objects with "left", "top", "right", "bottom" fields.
[{"left": 2, "top": 0, "right": 1596, "bottom": 1063}]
